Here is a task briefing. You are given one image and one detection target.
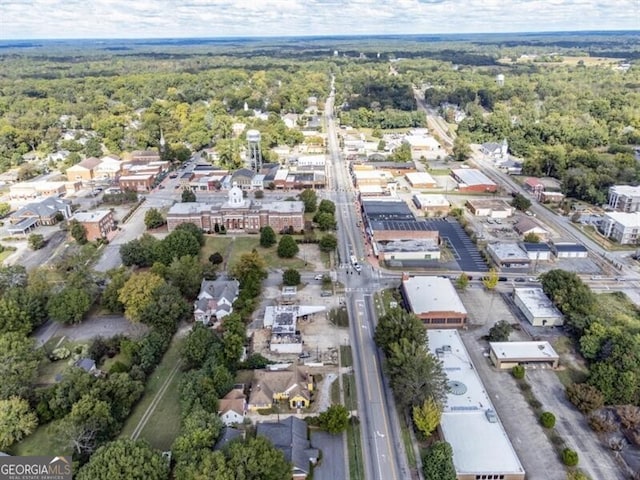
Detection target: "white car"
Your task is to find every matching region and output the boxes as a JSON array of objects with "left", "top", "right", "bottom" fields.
[{"left": 314, "top": 274, "right": 324, "bottom": 280}]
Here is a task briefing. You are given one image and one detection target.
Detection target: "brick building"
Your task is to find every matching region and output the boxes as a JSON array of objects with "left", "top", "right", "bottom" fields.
[
  {"left": 401, "top": 275, "right": 467, "bottom": 328},
  {"left": 72, "top": 210, "right": 115, "bottom": 241}
]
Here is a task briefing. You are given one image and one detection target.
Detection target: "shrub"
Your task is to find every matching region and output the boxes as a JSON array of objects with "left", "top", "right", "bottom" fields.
[
  {"left": 561, "top": 448, "right": 579, "bottom": 467},
  {"left": 50, "top": 347, "right": 71, "bottom": 361},
  {"left": 588, "top": 413, "right": 617, "bottom": 433},
  {"left": 566, "top": 383, "right": 604, "bottom": 414},
  {"left": 518, "top": 381, "right": 532, "bottom": 392},
  {"left": 528, "top": 398, "right": 542, "bottom": 410},
  {"left": 512, "top": 365, "right": 525, "bottom": 379},
  {"left": 540, "top": 411, "right": 556, "bottom": 428}
]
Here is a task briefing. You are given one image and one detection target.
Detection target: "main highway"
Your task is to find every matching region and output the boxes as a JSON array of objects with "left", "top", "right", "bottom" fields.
[{"left": 325, "top": 81, "right": 409, "bottom": 480}]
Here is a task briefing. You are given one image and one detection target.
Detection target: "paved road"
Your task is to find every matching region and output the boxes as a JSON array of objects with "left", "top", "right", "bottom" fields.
[
  {"left": 311, "top": 430, "right": 347, "bottom": 480},
  {"left": 326, "top": 88, "right": 408, "bottom": 480}
]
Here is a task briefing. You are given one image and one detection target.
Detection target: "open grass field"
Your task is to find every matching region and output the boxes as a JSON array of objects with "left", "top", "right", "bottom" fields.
[
  {"left": 201, "top": 234, "right": 311, "bottom": 271},
  {"left": 119, "top": 335, "right": 185, "bottom": 450},
  {"left": 497, "top": 55, "right": 620, "bottom": 67},
  {"left": 12, "top": 419, "right": 71, "bottom": 457}
]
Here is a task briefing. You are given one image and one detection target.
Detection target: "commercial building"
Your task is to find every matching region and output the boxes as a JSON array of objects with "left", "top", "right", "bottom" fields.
[
  {"left": 404, "top": 172, "right": 437, "bottom": 189},
  {"left": 66, "top": 157, "right": 102, "bottom": 182},
  {"left": 118, "top": 174, "right": 155, "bottom": 192},
  {"left": 72, "top": 210, "right": 115, "bottom": 241},
  {"left": 167, "top": 183, "right": 304, "bottom": 234},
  {"left": 513, "top": 288, "right": 564, "bottom": 327},
  {"left": 599, "top": 212, "right": 640, "bottom": 244},
  {"left": 523, "top": 177, "right": 545, "bottom": 199},
  {"left": 412, "top": 194, "right": 451, "bottom": 216},
  {"left": 466, "top": 199, "right": 514, "bottom": 218},
  {"left": 9, "top": 181, "right": 81, "bottom": 199},
  {"left": 520, "top": 242, "right": 552, "bottom": 261},
  {"left": 451, "top": 169, "right": 497, "bottom": 193},
  {"left": 489, "top": 341, "right": 559, "bottom": 370},
  {"left": 428, "top": 330, "right": 525, "bottom": 480},
  {"left": 401, "top": 275, "right": 467, "bottom": 328},
  {"left": 550, "top": 242, "right": 588, "bottom": 259},
  {"left": 607, "top": 185, "right": 640, "bottom": 213},
  {"left": 486, "top": 243, "right": 530, "bottom": 269},
  {"left": 10, "top": 196, "right": 71, "bottom": 227}
]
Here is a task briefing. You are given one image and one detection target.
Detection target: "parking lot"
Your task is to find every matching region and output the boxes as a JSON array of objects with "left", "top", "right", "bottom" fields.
[{"left": 422, "top": 218, "right": 488, "bottom": 272}]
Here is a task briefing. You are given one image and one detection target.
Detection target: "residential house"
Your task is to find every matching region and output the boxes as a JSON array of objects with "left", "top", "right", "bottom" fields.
[
  {"left": 72, "top": 210, "right": 115, "bottom": 241},
  {"left": 218, "top": 386, "right": 247, "bottom": 426},
  {"left": 482, "top": 139, "right": 509, "bottom": 162},
  {"left": 74, "top": 357, "right": 98, "bottom": 375},
  {"left": 257, "top": 417, "right": 319, "bottom": 480},
  {"left": 248, "top": 367, "right": 313, "bottom": 411},
  {"left": 66, "top": 157, "right": 102, "bottom": 182},
  {"left": 193, "top": 278, "right": 239, "bottom": 325}
]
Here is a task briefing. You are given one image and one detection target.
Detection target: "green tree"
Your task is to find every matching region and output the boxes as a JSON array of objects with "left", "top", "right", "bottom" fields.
[
  {"left": 231, "top": 249, "right": 268, "bottom": 285},
  {"left": 209, "top": 252, "right": 224, "bottom": 265},
  {"left": 374, "top": 309, "right": 426, "bottom": 356},
  {"left": 139, "top": 283, "right": 190, "bottom": 333},
  {"left": 182, "top": 324, "right": 219, "bottom": 370},
  {"left": 70, "top": 220, "right": 88, "bottom": 244},
  {"left": 482, "top": 268, "right": 499, "bottom": 290},
  {"left": 0, "top": 297, "right": 32, "bottom": 334},
  {"left": 182, "top": 189, "right": 196, "bottom": 202},
  {"left": 156, "top": 229, "right": 201, "bottom": 265},
  {"left": 524, "top": 232, "right": 541, "bottom": 243},
  {"left": 119, "top": 234, "right": 159, "bottom": 267},
  {"left": 225, "top": 436, "right": 292, "bottom": 480},
  {"left": 76, "top": 438, "right": 169, "bottom": 480},
  {"left": 0, "top": 202, "right": 11, "bottom": 218},
  {"left": 422, "top": 441, "right": 456, "bottom": 480},
  {"left": 299, "top": 188, "right": 317, "bottom": 213},
  {"left": 318, "top": 199, "right": 336, "bottom": 215},
  {"left": 314, "top": 212, "right": 337, "bottom": 231},
  {"left": 540, "top": 411, "right": 556, "bottom": 428},
  {"left": 277, "top": 234, "right": 299, "bottom": 258},
  {"left": 259, "top": 226, "right": 277, "bottom": 248},
  {"left": 540, "top": 269, "right": 596, "bottom": 335},
  {"left": 167, "top": 255, "right": 204, "bottom": 299},
  {"left": 28, "top": 233, "right": 45, "bottom": 250},
  {"left": 455, "top": 273, "right": 469, "bottom": 290},
  {"left": 56, "top": 395, "right": 116, "bottom": 456},
  {"left": 512, "top": 193, "right": 532, "bottom": 212},
  {"left": 0, "top": 396, "right": 38, "bottom": 449},
  {"left": 318, "top": 404, "right": 350, "bottom": 434},
  {"left": 487, "top": 320, "right": 512, "bottom": 342},
  {"left": 174, "top": 222, "right": 205, "bottom": 246},
  {"left": 101, "top": 267, "right": 130, "bottom": 314},
  {"left": 48, "top": 287, "right": 92, "bottom": 324},
  {"left": 452, "top": 136, "right": 471, "bottom": 162},
  {"left": 412, "top": 397, "right": 442, "bottom": 437},
  {"left": 118, "top": 272, "right": 166, "bottom": 322},
  {"left": 512, "top": 365, "right": 525, "bottom": 379},
  {"left": 144, "top": 208, "right": 166, "bottom": 229},
  {"left": 172, "top": 405, "right": 223, "bottom": 464},
  {"left": 282, "top": 268, "right": 301, "bottom": 286},
  {"left": 319, "top": 233, "right": 338, "bottom": 252}
]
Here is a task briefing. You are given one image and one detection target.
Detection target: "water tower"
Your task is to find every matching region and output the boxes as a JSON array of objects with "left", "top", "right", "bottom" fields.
[{"left": 246, "top": 129, "right": 262, "bottom": 172}]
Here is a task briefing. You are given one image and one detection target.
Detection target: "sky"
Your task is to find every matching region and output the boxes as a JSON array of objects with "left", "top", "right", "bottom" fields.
[{"left": 0, "top": 0, "right": 637, "bottom": 40}]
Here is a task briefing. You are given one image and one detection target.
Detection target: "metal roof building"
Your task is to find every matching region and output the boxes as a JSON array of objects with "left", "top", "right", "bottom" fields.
[
  {"left": 401, "top": 275, "right": 467, "bottom": 328},
  {"left": 428, "top": 330, "right": 525, "bottom": 480},
  {"left": 489, "top": 341, "right": 559, "bottom": 369},
  {"left": 513, "top": 288, "right": 564, "bottom": 327}
]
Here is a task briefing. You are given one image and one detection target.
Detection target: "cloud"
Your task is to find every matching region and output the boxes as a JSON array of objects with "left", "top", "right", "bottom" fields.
[{"left": 0, "top": 0, "right": 635, "bottom": 39}]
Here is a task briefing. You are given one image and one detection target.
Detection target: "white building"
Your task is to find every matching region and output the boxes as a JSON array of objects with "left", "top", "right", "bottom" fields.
[
  {"left": 599, "top": 212, "right": 640, "bottom": 245},
  {"left": 466, "top": 199, "right": 514, "bottom": 218},
  {"left": 296, "top": 155, "right": 326, "bottom": 168},
  {"left": 550, "top": 242, "right": 588, "bottom": 259},
  {"left": 401, "top": 276, "right": 467, "bottom": 328},
  {"left": 412, "top": 194, "right": 450, "bottom": 216},
  {"left": 513, "top": 288, "right": 564, "bottom": 327},
  {"left": 607, "top": 185, "right": 640, "bottom": 213},
  {"left": 264, "top": 305, "right": 326, "bottom": 354},
  {"left": 489, "top": 342, "right": 559, "bottom": 369},
  {"left": 404, "top": 172, "right": 437, "bottom": 189},
  {"left": 428, "top": 330, "right": 525, "bottom": 480}
]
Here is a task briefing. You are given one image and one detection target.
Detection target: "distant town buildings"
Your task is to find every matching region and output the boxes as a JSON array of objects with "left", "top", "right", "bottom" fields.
[{"left": 607, "top": 185, "right": 640, "bottom": 213}]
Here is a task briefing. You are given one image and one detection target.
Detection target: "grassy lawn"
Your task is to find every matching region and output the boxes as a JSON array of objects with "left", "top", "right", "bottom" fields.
[
  {"left": 398, "top": 407, "right": 417, "bottom": 470},
  {"left": 343, "top": 374, "right": 358, "bottom": 411},
  {"left": 0, "top": 248, "right": 16, "bottom": 263},
  {"left": 12, "top": 420, "right": 71, "bottom": 457},
  {"left": 331, "top": 379, "right": 340, "bottom": 405},
  {"left": 119, "top": 335, "right": 185, "bottom": 450},
  {"left": 577, "top": 225, "right": 633, "bottom": 251},
  {"left": 347, "top": 420, "right": 364, "bottom": 480},
  {"left": 374, "top": 288, "right": 397, "bottom": 317},
  {"left": 340, "top": 345, "right": 353, "bottom": 368},
  {"left": 202, "top": 235, "right": 310, "bottom": 270},
  {"left": 552, "top": 336, "right": 589, "bottom": 387}
]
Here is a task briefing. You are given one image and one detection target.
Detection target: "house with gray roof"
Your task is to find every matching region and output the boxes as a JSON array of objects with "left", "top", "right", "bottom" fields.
[
  {"left": 194, "top": 278, "right": 239, "bottom": 325},
  {"left": 257, "top": 416, "right": 319, "bottom": 479}
]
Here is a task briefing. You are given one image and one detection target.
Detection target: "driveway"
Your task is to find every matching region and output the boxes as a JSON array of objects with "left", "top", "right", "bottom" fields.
[
  {"left": 527, "top": 369, "right": 627, "bottom": 480},
  {"left": 311, "top": 430, "right": 347, "bottom": 480},
  {"left": 8, "top": 230, "right": 68, "bottom": 271}
]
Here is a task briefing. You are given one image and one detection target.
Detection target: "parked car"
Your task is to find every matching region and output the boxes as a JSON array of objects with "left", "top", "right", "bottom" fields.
[
  {"left": 514, "top": 277, "right": 526, "bottom": 282},
  {"left": 314, "top": 274, "right": 324, "bottom": 280},
  {"left": 320, "top": 291, "right": 332, "bottom": 297}
]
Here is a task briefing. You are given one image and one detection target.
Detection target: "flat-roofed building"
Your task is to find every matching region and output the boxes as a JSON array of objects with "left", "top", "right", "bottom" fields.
[
  {"left": 513, "top": 288, "right": 564, "bottom": 327},
  {"left": 9, "top": 181, "right": 80, "bottom": 199},
  {"left": 119, "top": 174, "right": 154, "bottom": 192},
  {"left": 451, "top": 169, "right": 497, "bottom": 193},
  {"left": 608, "top": 185, "right": 640, "bottom": 213},
  {"left": 599, "top": 212, "right": 640, "bottom": 244},
  {"left": 405, "top": 172, "right": 437, "bottom": 189},
  {"left": 486, "top": 243, "right": 530, "bottom": 269},
  {"left": 72, "top": 210, "right": 115, "bottom": 241},
  {"left": 401, "top": 275, "right": 467, "bottom": 328},
  {"left": 520, "top": 242, "right": 552, "bottom": 261},
  {"left": 466, "top": 199, "right": 514, "bottom": 218},
  {"left": 550, "top": 241, "right": 588, "bottom": 259},
  {"left": 428, "top": 330, "right": 525, "bottom": 480},
  {"left": 489, "top": 341, "right": 559, "bottom": 369},
  {"left": 412, "top": 194, "right": 450, "bottom": 216}
]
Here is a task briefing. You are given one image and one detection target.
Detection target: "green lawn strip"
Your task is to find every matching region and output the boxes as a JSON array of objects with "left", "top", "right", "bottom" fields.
[
  {"left": 330, "top": 379, "right": 340, "bottom": 405},
  {"left": 397, "top": 406, "right": 417, "bottom": 470},
  {"left": 347, "top": 421, "right": 364, "bottom": 480},
  {"left": 119, "top": 336, "right": 184, "bottom": 440},
  {"left": 340, "top": 346, "right": 353, "bottom": 368},
  {"left": 135, "top": 366, "right": 184, "bottom": 451},
  {"left": 12, "top": 419, "right": 71, "bottom": 456},
  {"left": 343, "top": 374, "right": 357, "bottom": 411}
]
